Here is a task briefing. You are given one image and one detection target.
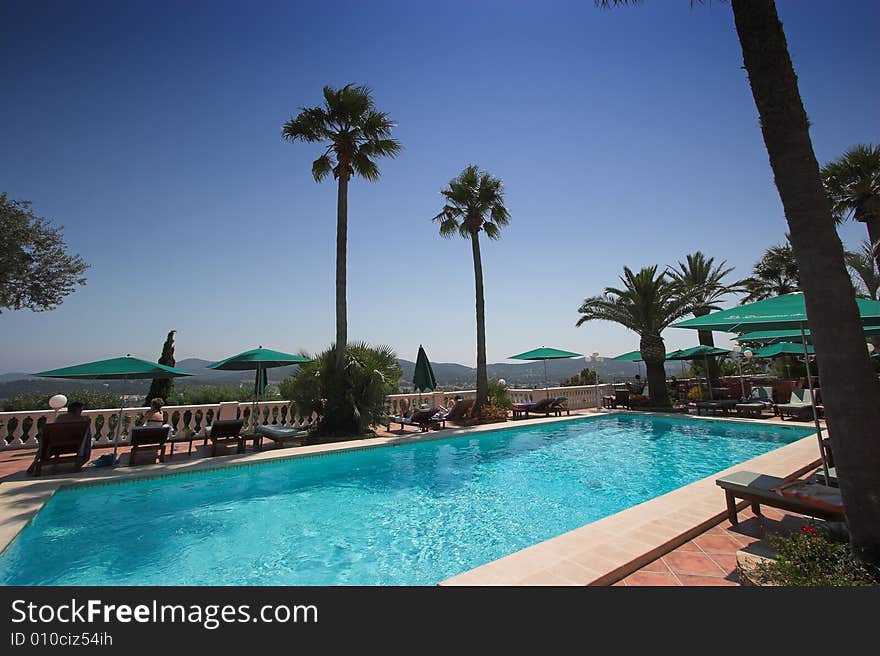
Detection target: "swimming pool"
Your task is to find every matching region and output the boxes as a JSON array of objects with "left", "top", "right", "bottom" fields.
[{"left": 0, "top": 414, "right": 812, "bottom": 585}]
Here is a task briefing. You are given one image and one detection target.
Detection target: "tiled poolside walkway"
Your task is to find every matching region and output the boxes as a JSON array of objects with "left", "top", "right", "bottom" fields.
[{"left": 616, "top": 505, "right": 813, "bottom": 586}]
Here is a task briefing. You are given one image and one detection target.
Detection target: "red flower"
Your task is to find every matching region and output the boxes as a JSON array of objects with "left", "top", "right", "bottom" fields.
[{"left": 801, "top": 525, "right": 818, "bottom": 537}]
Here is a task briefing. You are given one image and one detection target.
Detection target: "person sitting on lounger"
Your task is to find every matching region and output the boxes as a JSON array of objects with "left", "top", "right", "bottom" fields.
[
  {"left": 142, "top": 398, "right": 165, "bottom": 425},
  {"left": 53, "top": 401, "right": 86, "bottom": 423}
]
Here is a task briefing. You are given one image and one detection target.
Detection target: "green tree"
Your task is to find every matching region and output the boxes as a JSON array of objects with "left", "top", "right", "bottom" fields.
[
  {"left": 739, "top": 243, "right": 799, "bottom": 304},
  {"left": 560, "top": 368, "right": 598, "bottom": 386},
  {"left": 281, "top": 342, "right": 401, "bottom": 436},
  {"left": 822, "top": 144, "right": 880, "bottom": 273},
  {"left": 0, "top": 193, "right": 88, "bottom": 313},
  {"left": 668, "top": 252, "right": 741, "bottom": 382},
  {"left": 282, "top": 85, "right": 401, "bottom": 367},
  {"left": 432, "top": 165, "right": 510, "bottom": 410},
  {"left": 599, "top": 0, "right": 880, "bottom": 565},
  {"left": 145, "top": 330, "right": 177, "bottom": 405},
  {"left": 846, "top": 240, "right": 880, "bottom": 301},
  {"left": 576, "top": 266, "right": 694, "bottom": 407}
]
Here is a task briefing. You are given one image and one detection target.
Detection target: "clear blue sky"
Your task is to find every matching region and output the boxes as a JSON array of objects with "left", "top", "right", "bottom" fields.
[{"left": 1, "top": 0, "right": 877, "bottom": 372}]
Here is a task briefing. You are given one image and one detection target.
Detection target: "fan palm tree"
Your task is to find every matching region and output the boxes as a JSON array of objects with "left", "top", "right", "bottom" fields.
[
  {"left": 846, "top": 241, "right": 880, "bottom": 301},
  {"left": 598, "top": 0, "right": 880, "bottom": 565},
  {"left": 822, "top": 144, "right": 880, "bottom": 274},
  {"left": 576, "top": 266, "right": 694, "bottom": 407},
  {"left": 433, "top": 165, "right": 510, "bottom": 410},
  {"left": 282, "top": 84, "right": 401, "bottom": 366},
  {"left": 739, "top": 243, "right": 800, "bottom": 304}
]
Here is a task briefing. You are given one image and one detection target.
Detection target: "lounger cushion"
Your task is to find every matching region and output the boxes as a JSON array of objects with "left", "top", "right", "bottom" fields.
[{"left": 257, "top": 425, "right": 308, "bottom": 441}]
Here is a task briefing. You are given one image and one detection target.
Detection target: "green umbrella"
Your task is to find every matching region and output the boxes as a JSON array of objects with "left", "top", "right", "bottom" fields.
[
  {"left": 671, "top": 292, "right": 880, "bottom": 481},
  {"left": 412, "top": 345, "right": 437, "bottom": 405},
  {"left": 735, "top": 326, "right": 880, "bottom": 345},
  {"left": 34, "top": 356, "right": 193, "bottom": 459},
  {"left": 752, "top": 342, "right": 815, "bottom": 358},
  {"left": 207, "top": 347, "right": 311, "bottom": 432},
  {"left": 665, "top": 345, "right": 731, "bottom": 401},
  {"left": 612, "top": 350, "right": 643, "bottom": 362},
  {"left": 510, "top": 346, "right": 583, "bottom": 393}
]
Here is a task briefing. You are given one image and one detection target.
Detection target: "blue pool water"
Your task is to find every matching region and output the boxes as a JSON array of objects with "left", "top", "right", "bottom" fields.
[{"left": 0, "top": 414, "right": 812, "bottom": 586}]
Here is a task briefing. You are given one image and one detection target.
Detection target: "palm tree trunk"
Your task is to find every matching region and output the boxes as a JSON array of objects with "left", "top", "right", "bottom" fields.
[
  {"left": 864, "top": 215, "right": 880, "bottom": 275},
  {"left": 335, "top": 174, "right": 349, "bottom": 367},
  {"left": 733, "top": 0, "right": 880, "bottom": 565},
  {"left": 470, "top": 232, "right": 489, "bottom": 409},
  {"left": 639, "top": 333, "right": 670, "bottom": 407}
]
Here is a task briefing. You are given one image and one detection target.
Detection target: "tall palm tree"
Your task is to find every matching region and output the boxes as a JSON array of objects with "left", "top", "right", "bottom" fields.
[
  {"left": 822, "top": 144, "right": 880, "bottom": 274},
  {"left": 282, "top": 84, "right": 401, "bottom": 366},
  {"left": 667, "top": 252, "right": 741, "bottom": 382},
  {"left": 433, "top": 165, "right": 510, "bottom": 409},
  {"left": 739, "top": 243, "right": 800, "bottom": 304},
  {"left": 846, "top": 241, "right": 880, "bottom": 301},
  {"left": 598, "top": 0, "right": 880, "bottom": 565},
  {"left": 576, "top": 266, "right": 694, "bottom": 407}
]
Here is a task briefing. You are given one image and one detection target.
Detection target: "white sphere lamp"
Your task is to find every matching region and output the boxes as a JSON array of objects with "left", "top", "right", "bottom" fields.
[
  {"left": 498, "top": 379, "right": 506, "bottom": 386},
  {"left": 49, "top": 394, "right": 67, "bottom": 410},
  {"left": 743, "top": 349, "right": 753, "bottom": 359},
  {"left": 868, "top": 343, "right": 876, "bottom": 354}
]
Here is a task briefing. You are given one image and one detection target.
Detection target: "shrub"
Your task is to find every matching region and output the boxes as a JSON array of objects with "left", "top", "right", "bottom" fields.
[
  {"left": 281, "top": 342, "right": 401, "bottom": 437},
  {"left": 687, "top": 386, "right": 706, "bottom": 402},
  {"left": 460, "top": 403, "right": 508, "bottom": 426},
  {"left": 487, "top": 378, "right": 513, "bottom": 410},
  {"left": 165, "top": 385, "right": 277, "bottom": 406},
  {"left": 628, "top": 394, "right": 650, "bottom": 408},
  {"left": 753, "top": 525, "right": 880, "bottom": 586}
]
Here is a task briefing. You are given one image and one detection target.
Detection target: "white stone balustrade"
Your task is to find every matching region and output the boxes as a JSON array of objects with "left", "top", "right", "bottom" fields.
[{"left": 0, "top": 401, "right": 318, "bottom": 450}]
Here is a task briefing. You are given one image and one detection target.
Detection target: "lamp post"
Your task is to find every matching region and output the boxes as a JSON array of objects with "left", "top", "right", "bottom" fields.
[{"left": 731, "top": 345, "right": 753, "bottom": 401}]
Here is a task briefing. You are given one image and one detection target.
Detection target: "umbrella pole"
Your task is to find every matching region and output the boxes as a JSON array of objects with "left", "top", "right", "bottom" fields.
[
  {"left": 800, "top": 322, "right": 830, "bottom": 482},
  {"left": 705, "top": 355, "right": 713, "bottom": 400},
  {"left": 544, "top": 359, "right": 549, "bottom": 397},
  {"left": 252, "top": 366, "right": 261, "bottom": 434}
]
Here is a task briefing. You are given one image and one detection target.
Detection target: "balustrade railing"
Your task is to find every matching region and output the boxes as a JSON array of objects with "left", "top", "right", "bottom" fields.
[
  {"left": 1, "top": 384, "right": 614, "bottom": 450},
  {"left": 0, "top": 401, "right": 317, "bottom": 450}
]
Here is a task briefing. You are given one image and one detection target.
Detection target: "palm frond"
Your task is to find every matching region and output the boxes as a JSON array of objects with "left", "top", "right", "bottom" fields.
[
  {"left": 352, "top": 152, "right": 380, "bottom": 181},
  {"left": 311, "top": 154, "right": 333, "bottom": 182}
]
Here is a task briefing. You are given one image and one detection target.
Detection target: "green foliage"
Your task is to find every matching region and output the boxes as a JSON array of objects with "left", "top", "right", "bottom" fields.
[
  {"left": 754, "top": 525, "right": 880, "bottom": 586},
  {"left": 433, "top": 165, "right": 510, "bottom": 240},
  {"left": 560, "top": 367, "right": 598, "bottom": 387},
  {"left": 459, "top": 404, "right": 508, "bottom": 426},
  {"left": 739, "top": 241, "right": 800, "bottom": 304},
  {"left": 281, "top": 342, "right": 402, "bottom": 437},
  {"left": 821, "top": 143, "right": 880, "bottom": 226},
  {"left": 487, "top": 379, "right": 513, "bottom": 409},
  {"left": 0, "top": 193, "right": 89, "bottom": 313},
  {"left": 687, "top": 386, "right": 706, "bottom": 402},
  {"left": 667, "top": 251, "right": 742, "bottom": 313},
  {"left": 846, "top": 240, "right": 880, "bottom": 300},
  {"left": 165, "top": 385, "right": 274, "bottom": 406},
  {"left": 2, "top": 389, "right": 127, "bottom": 412},
  {"left": 145, "top": 330, "right": 177, "bottom": 404}
]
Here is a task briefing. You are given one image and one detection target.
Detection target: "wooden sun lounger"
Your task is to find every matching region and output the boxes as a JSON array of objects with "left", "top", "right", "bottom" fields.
[
  {"left": 716, "top": 470, "right": 845, "bottom": 525},
  {"left": 29, "top": 421, "right": 91, "bottom": 476},
  {"left": 207, "top": 419, "right": 245, "bottom": 456},
  {"left": 512, "top": 397, "right": 557, "bottom": 419},
  {"left": 128, "top": 425, "right": 171, "bottom": 466},
  {"left": 696, "top": 399, "right": 738, "bottom": 415}
]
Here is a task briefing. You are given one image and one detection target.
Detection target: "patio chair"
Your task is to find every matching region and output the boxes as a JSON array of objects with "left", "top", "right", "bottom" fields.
[
  {"left": 776, "top": 389, "right": 816, "bottom": 421},
  {"left": 28, "top": 420, "right": 91, "bottom": 476},
  {"left": 716, "top": 470, "right": 844, "bottom": 525},
  {"left": 735, "top": 386, "right": 775, "bottom": 418},
  {"left": 613, "top": 389, "right": 631, "bottom": 409},
  {"left": 128, "top": 424, "right": 171, "bottom": 466},
  {"left": 208, "top": 419, "right": 245, "bottom": 457},
  {"left": 695, "top": 399, "right": 739, "bottom": 415},
  {"left": 551, "top": 397, "right": 569, "bottom": 416},
  {"left": 169, "top": 401, "right": 240, "bottom": 458},
  {"left": 394, "top": 406, "right": 444, "bottom": 432}
]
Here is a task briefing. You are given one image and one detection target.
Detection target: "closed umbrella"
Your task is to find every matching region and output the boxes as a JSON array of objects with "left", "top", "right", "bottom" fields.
[
  {"left": 35, "top": 356, "right": 194, "bottom": 460},
  {"left": 509, "top": 347, "right": 583, "bottom": 394},
  {"left": 412, "top": 345, "right": 437, "bottom": 407},
  {"left": 207, "top": 347, "right": 311, "bottom": 432},
  {"left": 672, "top": 292, "right": 880, "bottom": 481}
]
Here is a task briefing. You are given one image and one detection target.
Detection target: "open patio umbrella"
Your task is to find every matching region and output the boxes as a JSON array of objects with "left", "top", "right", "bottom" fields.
[
  {"left": 735, "top": 325, "right": 880, "bottom": 345},
  {"left": 666, "top": 345, "right": 731, "bottom": 401},
  {"left": 509, "top": 346, "right": 583, "bottom": 393},
  {"left": 412, "top": 345, "right": 437, "bottom": 407},
  {"left": 207, "top": 347, "right": 311, "bottom": 432},
  {"left": 34, "top": 356, "right": 194, "bottom": 460},
  {"left": 672, "top": 292, "right": 880, "bottom": 481}
]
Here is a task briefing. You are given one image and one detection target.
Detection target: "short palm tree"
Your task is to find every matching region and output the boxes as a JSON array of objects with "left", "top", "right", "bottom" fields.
[
  {"left": 282, "top": 84, "right": 401, "bottom": 366},
  {"left": 433, "top": 165, "right": 510, "bottom": 410},
  {"left": 576, "top": 266, "right": 694, "bottom": 407},
  {"left": 822, "top": 144, "right": 880, "bottom": 273},
  {"left": 846, "top": 240, "right": 880, "bottom": 301},
  {"left": 739, "top": 243, "right": 800, "bottom": 304}
]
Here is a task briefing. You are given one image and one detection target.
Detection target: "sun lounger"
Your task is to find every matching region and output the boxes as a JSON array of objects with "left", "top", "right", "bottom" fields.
[
  {"left": 28, "top": 421, "right": 91, "bottom": 476},
  {"left": 128, "top": 425, "right": 171, "bottom": 466},
  {"left": 512, "top": 397, "right": 557, "bottom": 419},
  {"left": 207, "top": 419, "right": 245, "bottom": 456},
  {"left": 256, "top": 425, "right": 309, "bottom": 448},
  {"left": 394, "top": 406, "right": 444, "bottom": 432},
  {"left": 716, "top": 470, "right": 845, "bottom": 525},
  {"left": 735, "top": 402, "right": 767, "bottom": 418},
  {"left": 551, "top": 397, "right": 569, "bottom": 416},
  {"left": 814, "top": 466, "right": 838, "bottom": 487},
  {"left": 695, "top": 399, "right": 738, "bottom": 415},
  {"left": 433, "top": 398, "right": 473, "bottom": 425},
  {"left": 776, "top": 389, "right": 816, "bottom": 421}
]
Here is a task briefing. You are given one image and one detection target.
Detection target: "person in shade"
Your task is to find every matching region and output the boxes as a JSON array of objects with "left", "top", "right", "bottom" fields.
[{"left": 142, "top": 398, "right": 165, "bottom": 425}]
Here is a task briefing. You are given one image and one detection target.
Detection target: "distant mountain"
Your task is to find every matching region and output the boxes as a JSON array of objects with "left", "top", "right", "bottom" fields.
[{"left": 1, "top": 355, "right": 638, "bottom": 400}]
